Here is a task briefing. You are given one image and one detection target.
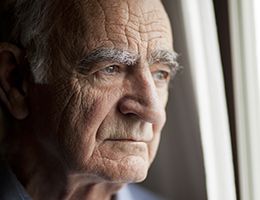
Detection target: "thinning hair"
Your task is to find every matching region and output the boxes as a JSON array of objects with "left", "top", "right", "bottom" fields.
[{"left": 1, "top": 0, "right": 87, "bottom": 83}]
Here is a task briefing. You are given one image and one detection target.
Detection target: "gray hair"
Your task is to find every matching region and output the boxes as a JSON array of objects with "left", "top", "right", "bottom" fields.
[
  {"left": 1, "top": 0, "right": 85, "bottom": 83},
  {"left": 1, "top": 0, "right": 53, "bottom": 83},
  {"left": 15, "top": 0, "right": 52, "bottom": 84}
]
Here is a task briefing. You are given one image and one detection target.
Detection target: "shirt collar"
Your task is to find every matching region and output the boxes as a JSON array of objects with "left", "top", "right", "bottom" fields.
[
  {"left": 115, "top": 185, "right": 134, "bottom": 200},
  {"left": 0, "top": 163, "right": 32, "bottom": 200}
]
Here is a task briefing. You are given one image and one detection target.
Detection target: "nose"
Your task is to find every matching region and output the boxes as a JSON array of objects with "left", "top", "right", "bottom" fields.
[{"left": 118, "top": 68, "right": 166, "bottom": 127}]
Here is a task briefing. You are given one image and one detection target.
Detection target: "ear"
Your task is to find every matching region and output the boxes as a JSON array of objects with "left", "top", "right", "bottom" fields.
[{"left": 0, "top": 42, "right": 29, "bottom": 120}]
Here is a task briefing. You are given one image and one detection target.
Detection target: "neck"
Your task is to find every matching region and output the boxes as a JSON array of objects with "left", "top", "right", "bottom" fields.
[
  {"left": 7, "top": 135, "right": 124, "bottom": 200},
  {"left": 60, "top": 176, "right": 122, "bottom": 200}
]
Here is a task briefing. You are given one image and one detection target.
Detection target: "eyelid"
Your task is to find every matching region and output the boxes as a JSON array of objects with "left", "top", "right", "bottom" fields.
[{"left": 151, "top": 63, "right": 171, "bottom": 73}]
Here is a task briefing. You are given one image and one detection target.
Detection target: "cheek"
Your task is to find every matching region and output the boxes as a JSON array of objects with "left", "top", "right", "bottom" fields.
[
  {"left": 56, "top": 83, "right": 122, "bottom": 170},
  {"left": 147, "top": 130, "right": 162, "bottom": 164},
  {"left": 159, "top": 88, "right": 169, "bottom": 107}
]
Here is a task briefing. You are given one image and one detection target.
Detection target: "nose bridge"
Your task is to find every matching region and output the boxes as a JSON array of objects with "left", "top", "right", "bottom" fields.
[
  {"left": 119, "top": 67, "right": 166, "bottom": 126},
  {"left": 135, "top": 68, "right": 158, "bottom": 108}
]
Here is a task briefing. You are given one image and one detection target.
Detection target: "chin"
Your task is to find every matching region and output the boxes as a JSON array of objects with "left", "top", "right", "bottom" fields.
[
  {"left": 78, "top": 140, "right": 153, "bottom": 183},
  {"left": 113, "top": 155, "right": 150, "bottom": 183},
  {"left": 83, "top": 154, "right": 150, "bottom": 184}
]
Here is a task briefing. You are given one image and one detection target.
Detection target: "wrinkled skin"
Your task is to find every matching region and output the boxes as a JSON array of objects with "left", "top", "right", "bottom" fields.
[{"left": 0, "top": 0, "right": 174, "bottom": 199}]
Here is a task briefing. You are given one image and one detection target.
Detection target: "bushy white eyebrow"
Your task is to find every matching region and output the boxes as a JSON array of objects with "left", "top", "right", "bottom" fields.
[
  {"left": 149, "top": 49, "right": 181, "bottom": 75},
  {"left": 150, "top": 49, "right": 178, "bottom": 66},
  {"left": 79, "top": 48, "right": 139, "bottom": 67}
]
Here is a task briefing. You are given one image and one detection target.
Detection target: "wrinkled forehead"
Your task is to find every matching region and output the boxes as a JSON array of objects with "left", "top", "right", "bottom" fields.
[{"left": 81, "top": 0, "right": 173, "bottom": 56}]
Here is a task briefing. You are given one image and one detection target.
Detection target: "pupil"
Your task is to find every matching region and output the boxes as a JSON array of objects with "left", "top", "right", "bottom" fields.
[
  {"left": 107, "top": 66, "right": 114, "bottom": 73},
  {"left": 158, "top": 72, "right": 164, "bottom": 79}
]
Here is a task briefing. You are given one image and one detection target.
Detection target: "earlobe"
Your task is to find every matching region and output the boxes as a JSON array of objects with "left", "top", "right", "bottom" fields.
[{"left": 0, "top": 42, "right": 29, "bottom": 119}]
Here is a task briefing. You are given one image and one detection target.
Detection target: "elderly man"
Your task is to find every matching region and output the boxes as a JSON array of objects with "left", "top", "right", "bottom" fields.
[{"left": 0, "top": 0, "right": 179, "bottom": 199}]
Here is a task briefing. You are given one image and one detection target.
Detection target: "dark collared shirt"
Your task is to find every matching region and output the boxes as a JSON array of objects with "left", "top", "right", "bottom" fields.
[{"left": 0, "top": 163, "right": 31, "bottom": 200}]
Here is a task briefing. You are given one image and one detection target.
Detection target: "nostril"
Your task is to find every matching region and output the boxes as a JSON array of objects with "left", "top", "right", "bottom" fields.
[
  {"left": 124, "top": 113, "right": 136, "bottom": 118},
  {"left": 121, "top": 112, "right": 140, "bottom": 121},
  {"left": 118, "top": 97, "right": 146, "bottom": 114},
  {"left": 118, "top": 96, "right": 163, "bottom": 124}
]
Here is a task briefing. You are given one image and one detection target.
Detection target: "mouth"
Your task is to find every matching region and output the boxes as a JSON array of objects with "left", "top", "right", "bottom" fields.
[
  {"left": 103, "top": 131, "right": 153, "bottom": 143},
  {"left": 106, "top": 139, "right": 142, "bottom": 142},
  {"left": 105, "top": 137, "right": 152, "bottom": 143},
  {"left": 107, "top": 138, "right": 135, "bottom": 141}
]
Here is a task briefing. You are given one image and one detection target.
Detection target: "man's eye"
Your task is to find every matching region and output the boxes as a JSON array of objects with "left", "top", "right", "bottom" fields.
[
  {"left": 99, "top": 65, "right": 120, "bottom": 75},
  {"left": 152, "top": 70, "right": 170, "bottom": 82}
]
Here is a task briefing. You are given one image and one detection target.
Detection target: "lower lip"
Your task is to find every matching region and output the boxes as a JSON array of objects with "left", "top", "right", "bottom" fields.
[
  {"left": 102, "top": 139, "right": 148, "bottom": 157},
  {"left": 104, "top": 139, "right": 147, "bottom": 150}
]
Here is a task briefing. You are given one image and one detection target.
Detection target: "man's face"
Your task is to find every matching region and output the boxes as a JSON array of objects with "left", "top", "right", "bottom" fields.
[{"left": 28, "top": 0, "right": 174, "bottom": 183}]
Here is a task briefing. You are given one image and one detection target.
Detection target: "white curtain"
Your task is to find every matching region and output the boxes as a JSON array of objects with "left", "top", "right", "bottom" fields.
[
  {"left": 179, "top": 0, "right": 237, "bottom": 199},
  {"left": 229, "top": 0, "right": 260, "bottom": 199}
]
